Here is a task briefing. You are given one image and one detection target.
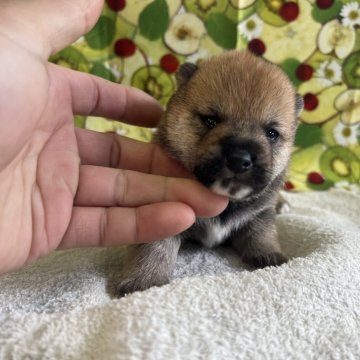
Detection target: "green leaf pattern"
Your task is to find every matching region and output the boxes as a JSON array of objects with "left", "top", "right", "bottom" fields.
[
  {"left": 139, "top": 0, "right": 170, "bottom": 40},
  {"left": 53, "top": 0, "right": 360, "bottom": 191}
]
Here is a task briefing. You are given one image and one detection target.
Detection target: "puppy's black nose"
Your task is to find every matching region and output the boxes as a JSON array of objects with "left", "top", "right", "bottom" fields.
[{"left": 226, "top": 150, "right": 253, "bottom": 174}]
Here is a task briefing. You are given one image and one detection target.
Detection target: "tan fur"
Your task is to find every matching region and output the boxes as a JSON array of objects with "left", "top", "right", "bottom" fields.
[
  {"left": 118, "top": 51, "right": 302, "bottom": 295},
  {"left": 157, "top": 51, "right": 297, "bottom": 178}
]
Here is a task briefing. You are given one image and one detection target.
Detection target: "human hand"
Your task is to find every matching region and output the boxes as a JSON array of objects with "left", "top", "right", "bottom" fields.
[{"left": 0, "top": 0, "right": 228, "bottom": 273}]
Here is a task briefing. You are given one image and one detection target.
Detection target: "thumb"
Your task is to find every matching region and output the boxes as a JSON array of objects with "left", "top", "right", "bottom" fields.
[{"left": 0, "top": 0, "right": 104, "bottom": 59}]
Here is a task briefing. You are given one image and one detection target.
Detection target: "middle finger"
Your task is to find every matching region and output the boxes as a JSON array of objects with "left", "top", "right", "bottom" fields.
[{"left": 75, "top": 165, "right": 228, "bottom": 218}]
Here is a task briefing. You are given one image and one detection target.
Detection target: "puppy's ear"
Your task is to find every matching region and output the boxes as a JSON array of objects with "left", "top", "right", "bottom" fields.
[
  {"left": 295, "top": 95, "right": 304, "bottom": 116},
  {"left": 176, "top": 63, "right": 198, "bottom": 88}
]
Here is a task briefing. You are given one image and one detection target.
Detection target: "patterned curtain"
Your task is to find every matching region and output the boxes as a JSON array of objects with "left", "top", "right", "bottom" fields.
[{"left": 51, "top": 0, "right": 360, "bottom": 191}]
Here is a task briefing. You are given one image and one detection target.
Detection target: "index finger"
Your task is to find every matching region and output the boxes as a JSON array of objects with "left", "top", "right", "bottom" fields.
[
  {"left": 76, "top": 128, "right": 191, "bottom": 178},
  {"left": 56, "top": 65, "right": 163, "bottom": 128}
]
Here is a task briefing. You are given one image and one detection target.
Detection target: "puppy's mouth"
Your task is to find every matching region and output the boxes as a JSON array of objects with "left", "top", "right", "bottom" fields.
[{"left": 193, "top": 158, "right": 270, "bottom": 201}]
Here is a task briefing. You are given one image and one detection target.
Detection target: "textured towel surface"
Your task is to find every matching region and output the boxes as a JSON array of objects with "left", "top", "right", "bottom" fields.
[{"left": 0, "top": 190, "right": 359, "bottom": 359}]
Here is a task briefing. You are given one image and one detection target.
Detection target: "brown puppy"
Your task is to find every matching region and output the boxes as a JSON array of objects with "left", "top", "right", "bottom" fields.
[{"left": 118, "top": 51, "right": 303, "bottom": 295}]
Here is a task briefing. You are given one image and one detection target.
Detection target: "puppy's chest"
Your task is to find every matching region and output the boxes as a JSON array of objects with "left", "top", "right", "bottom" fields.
[
  {"left": 183, "top": 214, "right": 250, "bottom": 248},
  {"left": 201, "top": 221, "right": 235, "bottom": 248}
]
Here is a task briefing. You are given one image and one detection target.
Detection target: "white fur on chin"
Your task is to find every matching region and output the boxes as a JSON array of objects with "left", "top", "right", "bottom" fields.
[{"left": 211, "top": 181, "right": 252, "bottom": 200}]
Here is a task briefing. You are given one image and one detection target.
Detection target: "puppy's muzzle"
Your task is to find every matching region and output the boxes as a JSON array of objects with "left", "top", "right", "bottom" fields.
[{"left": 193, "top": 136, "right": 271, "bottom": 200}]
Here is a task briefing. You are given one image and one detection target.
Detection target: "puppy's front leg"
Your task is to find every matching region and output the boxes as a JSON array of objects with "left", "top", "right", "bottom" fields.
[
  {"left": 231, "top": 208, "right": 287, "bottom": 268},
  {"left": 275, "top": 193, "right": 290, "bottom": 214},
  {"left": 118, "top": 237, "right": 181, "bottom": 296}
]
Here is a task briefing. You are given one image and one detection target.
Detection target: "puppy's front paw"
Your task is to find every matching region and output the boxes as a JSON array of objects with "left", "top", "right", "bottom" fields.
[
  {"left": 117, "top": 275, "right": 170, "bottom": 297},
  {"left": 276, "top": 196, "right": 291, "bottom": 214},
  {"left": 243, "top": 252, "right": 288, "bottom": 269}
]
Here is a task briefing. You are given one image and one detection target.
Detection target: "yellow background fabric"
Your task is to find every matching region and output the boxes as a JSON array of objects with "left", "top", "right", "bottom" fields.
[{"left": 51, "top": 0, "right": 360, "bottom": 191}]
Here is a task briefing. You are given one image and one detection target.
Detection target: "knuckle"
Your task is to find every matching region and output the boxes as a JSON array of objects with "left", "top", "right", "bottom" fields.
[{"left": 114, "top": 169, "right": 128, "bottom": 205}]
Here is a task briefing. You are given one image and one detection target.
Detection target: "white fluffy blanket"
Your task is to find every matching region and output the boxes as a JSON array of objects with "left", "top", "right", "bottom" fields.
[{"left": 1, "top": 189, "right": 359, "bottom": 359}]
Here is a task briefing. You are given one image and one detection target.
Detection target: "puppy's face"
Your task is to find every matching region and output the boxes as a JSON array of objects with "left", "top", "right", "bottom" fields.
[{"left": 157, "top": 51, "right": 303, "bottom": 201}]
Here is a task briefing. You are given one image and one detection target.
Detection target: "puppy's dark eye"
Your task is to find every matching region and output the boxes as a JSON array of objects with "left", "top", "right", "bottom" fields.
[
  {"left": 200, "top": 115, "right": 218, "bottom": 129},
  {"left": 266, "top": 128, "right": 280, "bottom": 142}
]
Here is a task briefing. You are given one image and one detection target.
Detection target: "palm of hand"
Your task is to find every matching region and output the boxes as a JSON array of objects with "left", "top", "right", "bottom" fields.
[
  {"left": 0, "top": 36, "right": 79, "bottom": 270},
  {"left": 0, "top": 0, "right": 228, "bottom": 273}
]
